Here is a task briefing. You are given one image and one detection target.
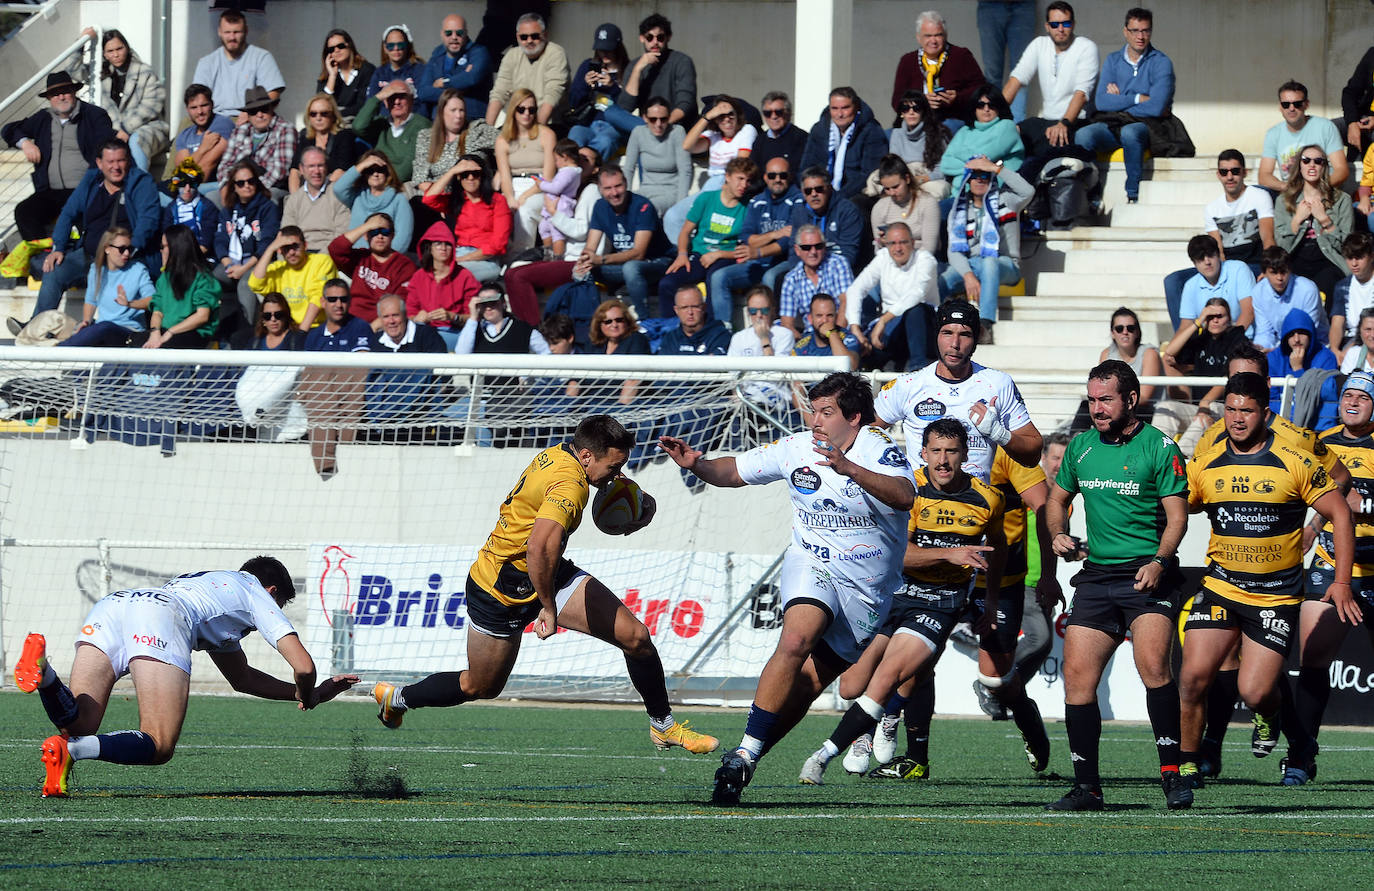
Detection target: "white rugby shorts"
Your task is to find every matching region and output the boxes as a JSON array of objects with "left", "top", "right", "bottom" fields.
[
  {"left": 78, "top": 590, "right": 196, "bottom": 676},
  {"left": 779, "top": 549, "right": 888, "bottom": 664}
]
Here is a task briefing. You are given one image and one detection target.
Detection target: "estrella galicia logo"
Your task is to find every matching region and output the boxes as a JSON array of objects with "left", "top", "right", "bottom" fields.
[
  {"left": 915, "top": 398, "right": 946, "bottom": 420},
  {"left": 811, "top": 498, "right": 849, "bottom": 513},
  {"left": 878, "top": 447, "right": 909, "bottom": 468},
  {"left": 791, "top": 466, "right": 821, "bottom": 493}
]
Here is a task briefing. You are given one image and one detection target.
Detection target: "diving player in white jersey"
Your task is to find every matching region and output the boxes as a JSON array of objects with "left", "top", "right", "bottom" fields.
[
  {"left": 660, "top": 371, "right": 918, "bottom": 805},
  {"left": 874, "top": 300, "right": 1042, "bottom": 480},
  {"left": 12, "top": 556, "right": 360, "bottom": 797}
]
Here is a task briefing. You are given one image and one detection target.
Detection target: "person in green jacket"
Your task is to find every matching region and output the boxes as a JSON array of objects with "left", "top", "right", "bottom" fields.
[
  {"left": 352, "top": 80, "right": 430, "bottom": 184},
  {"left": 136, "top": 224, "right": 220, "bottom": 348}
]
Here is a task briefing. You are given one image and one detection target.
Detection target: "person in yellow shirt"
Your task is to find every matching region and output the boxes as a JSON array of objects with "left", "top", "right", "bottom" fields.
[{"left": 248, "top": 226, "right": 337, "bottom": 329}]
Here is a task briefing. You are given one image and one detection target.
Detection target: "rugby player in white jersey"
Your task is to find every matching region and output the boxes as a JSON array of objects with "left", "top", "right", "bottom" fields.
[
  {"left": 660, "top": 371, "right": 917, "bottom": 805},
  {"left": 13, "top": 556, "right": 359, "bottom": 797}
]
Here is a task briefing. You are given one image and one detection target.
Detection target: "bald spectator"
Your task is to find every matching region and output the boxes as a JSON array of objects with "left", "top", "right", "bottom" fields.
[
  {"left": 891, "top": 10, "right": 986, "bottom": 128},
  {"left": 842, "top": 221, "right": 939, "bottom": 371},
  {"left": 420, "top": 14, "right": 493, "bottom": 121},
  {"left": 484, "top": 13, "right": 569, "bottom": 126},
  {"left": 657, "top": 284, "right": 730, "bottom": 355},
  {"left": 191, "top": 9, "right": 285, "bottom": 118},
  {"left": 617, "top": 14, "right": 697, "bottom": 128},
  {"left": 714, "top": 156, "right": 805, "bottom": 303},
  {"left": 798, "top": 87, "right": 887, "bottom": 201}
]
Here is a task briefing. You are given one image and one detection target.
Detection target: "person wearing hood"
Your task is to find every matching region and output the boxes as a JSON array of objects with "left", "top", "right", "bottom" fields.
[
  {"left": 407, "top": 221, "right": 480, "bottom": 349},
  {"left": 1268, "top": 308, "right": 1340, "bottom": 429},
  {"left": 798, "top": 87, "right": 888, "bottom": 201},
  {"left": 939, "top": 85, "right": 1024, "bottom": 179}
]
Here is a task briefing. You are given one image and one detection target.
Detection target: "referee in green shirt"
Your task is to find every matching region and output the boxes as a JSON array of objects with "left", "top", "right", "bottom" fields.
[{"left": 1044, "top": 360, "right": 1193, "bottom": 811}]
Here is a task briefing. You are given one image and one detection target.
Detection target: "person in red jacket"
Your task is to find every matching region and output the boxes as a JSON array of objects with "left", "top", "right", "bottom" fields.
[
  {"left": 890, "top": 10, "right": 986, "bottom": 129},
  {"left": 407, "top": 220, "right": 480, "bottom": 348},
  {"left": 420, "top": 153, "right": 510, "bottom": 283},
  {"left": 327, "top": 211, "right": 417, "bottom": 323}
]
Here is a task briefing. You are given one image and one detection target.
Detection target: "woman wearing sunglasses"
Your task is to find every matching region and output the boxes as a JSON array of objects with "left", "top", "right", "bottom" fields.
[
  {"left": 316, "top": 29, "right": 375, "bottom": 123},
  {"left": 939, "top": 84, "right": 1024, "bottom": 179},
  {"left": 495, "top": 88, "right": 555, "bottom": 253},
  {"left": 59, "top": 227, "right": 155, "bottom": 348},
  {"left": 1274, "top": 143, "right": 1354, "bottom": 299},
  {"left": 290, "top": 94, "right": 358, "bottom": 189},
  {"left": 333, "top": 150, "right": 414, "bottom": 253},
  {"left": 367, "top": 25, "right": 424, "bottom": 110},
  {"left": 238, "top": 293, "right": 306, "bottom": 351}
]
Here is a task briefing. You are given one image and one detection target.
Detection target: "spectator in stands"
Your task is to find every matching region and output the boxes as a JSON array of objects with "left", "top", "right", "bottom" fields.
[
  {"left": 353, "top": 80, "right": 430, "bottom": 184},
  {"left": 658, "top": 284, "right": 730, "bottom": 355},
  {"left": 715, "top": 157, "right": 805, "bottom": 305},
  {"left": 780, "top": 224, "right": 855, "bottom": 336},
  {"left": 978, "top": 1, "right": 1036, "bottom": 122},
  {"left": 1359, "top": 144, "right": 1373, "bottom": 218},
  {"left": 1, "top": 72, "right": 113, "bottom": 282},
  {"left": 407, "top": 221, "right": 480, "bottom": 349},
  {"left": 622, "top": 96, "right": 691, "bottom": 217},
  {"left": 571, "top": 297, "right": 650, "bottom": 404},
  {"left": 191, "top": 9, "right": 284, "bottom": 118},
  {"left": 661, "top": 95, "right": 757, "bottom": 242},
  {"left": 658, "top": 156, "right": 755, "bottom": 322},
  {"left": 213, "top": 159, "right": 280, "bottom": 330},
  {"left": 887, "top": 91, "right": 949, "bottom": 180},
  {"left": 234, "top": 292, "right": 305, "bottom": 351},
  {"left": 411, "top": 88, "right": 499, "bottom": 232},
  {"left": 1098, "top": 306, "right": 1164, "bottom": 403},
  {"left": 870, "top": 154, "right": 941, "bottom": 256},
  {"left": 172, "top": 84, "right": 233, "bottom": 193},
  {"left": 290, "top": 95, "right": 358, "bottom": 188},
  {"left": 842, "top": 221, "right": 938, "bottom": 371},
  {"left": 566, "top": 23, "right": 635, "bottom": 160},
  {"left": 1160, "top": 297, "right": 1250, "bottom": 454},
  {"left": 454, "top": 284, "right": 548, "bottom": 355},
  {"left": 328, "top": 213, "right": 418, "bottom": 324},
  {"left": 939, "top": 84, "right": 1025, "bottom": 179},
  {"left": 577, "top": 164, "right": 671, "bottom": 317},
  {"left": 369, "top": 25, "right": 425, "bottom": 111},
  {"left": 512, "top": 139, "right": 584, "bottom": 258},
  {"left": 791, "top": 292, "right": 860, "bottom": 370},
  {"left": 1001, "top": 2, "right": 1098, "bottom": 160},
  {"left": 1275, "top": 144, "right": 1355, "bottom": 299},
  {"left": 316, "top": 29, "right": 375, "bottom": 123},
  {"left": 13, "top": 138, "right": 158, "bottom": 334},
  {"left": 1072, "top": 7, "right": 1175, "bottom": 203},
  {"left": 753, "top": 92, "right": 808, "bottom": 173},
  {"left": 1250, "top": 246, "right": 1326, "bottom": 352},
  {"left": 304, "top": 278, "right": 372, "bottom": 351},
  {"left": 941, "top": 157, "right": 1033, "bottom": 342},
  {"left": 419, "top": 15, "right": 492, "bottom": 121},
  {"left": 798, "top": 86, "right": 887, "bottom": 201},
  {"left": 84, "top": 28, "right": 168, "bottom": 172},
  {"left": 1340, "top": 307, "right": 1374, "bottom": 374},
  {"left": 495, "top": 88, "right": 556, "bottom": 254},
  {"left": 333, "top": 151, "right": 414, "bottom": 253},
  {"left": 1342, "top": 46, "right": 1374, "bottom": 161},
  {"left": 728, "top": 285, "right": 796, "bottom": 358},
  {"left": 421, "top": 154, "right": 511, "bottom": 283},
  {"left": 160, "top": 160, "right": 218, "bottom": 259},
  {"left": 247, "top": 226, "right": 338, "bottom": 330},
  {"left": 1267, "top": 309, "right": 1340, "bottom": 429},
  {"left": 891, "top": 10, "right": 986, "bottom": 128},
  {"left": 282, "top": 147, "right": 350, "bottom": 253},
  {"left": 59, "top": 226, "right": 153, "bottom": 347},
  {"left": 484, "top": 13, "right": 569, "bottom": 126},
  {"left": 1172, "top": 235, "right": 1256, "bottom": 350},
  {"left": 301, "top": 278, "right": 371, "bottom": 480},
  {"left": 618, "top": 14, "right": 697, "bottom": 127},
  {"left": 1330, "top": 233, "right": 1374, "bottom": 354},
  {"left": 143, "top": 224, "right": 219, "bottom": 349},
  {"left": 784, "top": 167, "right": 865, "bottom": 273},
  {"left": 220, "top": 87, "right": 296, "bottom": 200},
  {"left": 1260, "top": 80, "right": 1348, "bottom": 192}
]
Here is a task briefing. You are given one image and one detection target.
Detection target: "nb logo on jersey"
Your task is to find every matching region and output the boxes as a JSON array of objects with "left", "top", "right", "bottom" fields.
[{"left": 1231, "top": 474, "right": 1250, "bottom": 493}]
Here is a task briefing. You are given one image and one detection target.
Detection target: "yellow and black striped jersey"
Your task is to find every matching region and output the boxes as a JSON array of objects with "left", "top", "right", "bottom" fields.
[
  {"left": 1314, "top": 425, "right": 1374, "bottom": 576},
  {"left": 1187, "top": 432, "right": 1337, "bottom": 606},
  {"left": 905, "top": 468, "right": 1004, "bottom": 607},
  {"left": 974, "top": 446, "right": 1046, "bottom": 590},
  {"left": 1192, "top": 412, "right": 1338, "bottom": 476},
  {"left": 470, "top": 444, "right": 588, "bottom": 605}
]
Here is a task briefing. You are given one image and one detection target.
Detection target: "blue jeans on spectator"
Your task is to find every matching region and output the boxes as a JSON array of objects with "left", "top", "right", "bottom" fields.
[
  {"left": 596, "top": 257, "right": 670, "bottom": 318},
  {"left": 455, "top": 247, "right": 503, "bottom": 283},
  {"left": 58, "top": 321, "right": 148, "bottom": 348},
  {"left": 977, "top": 0, "right": 1036, "bottom": 122},
  {"left": 568, "top": 104, "right": 645, "bottom": 160},
  {"left": 657, "top": 254, "right": 734, "bottom": 318},
  {"left": 1074, "top": 121, "right": 1150, "bottom": 199},
  {"left": 32, "top": 252, "right": 92, "bottom": 318},
  {"left": 863, "top": 296, "right": 936, "bottom": 371},
  {"left": 941, "top": 256, "right": 1019, "bottom": 323}
]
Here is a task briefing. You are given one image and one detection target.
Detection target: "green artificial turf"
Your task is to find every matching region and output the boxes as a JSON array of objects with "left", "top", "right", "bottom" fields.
[{"left": 2, "top": 691, "right": 1372, "bottom": 887}]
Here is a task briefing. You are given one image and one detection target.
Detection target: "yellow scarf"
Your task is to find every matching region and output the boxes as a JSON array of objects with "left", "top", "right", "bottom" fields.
[{"left": 919, "top": 49, "right": 948, "bottom": 93}]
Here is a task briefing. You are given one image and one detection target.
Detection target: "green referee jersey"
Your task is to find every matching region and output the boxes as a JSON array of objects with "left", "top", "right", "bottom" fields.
[{"left": 1055, "top": 421, "right": 1188, "bottom": 564}]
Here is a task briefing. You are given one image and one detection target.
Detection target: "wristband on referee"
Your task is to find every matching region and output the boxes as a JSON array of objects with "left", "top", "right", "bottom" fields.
[{"left": 1150, "top": 555, "right": 1168, "bottom": 567}]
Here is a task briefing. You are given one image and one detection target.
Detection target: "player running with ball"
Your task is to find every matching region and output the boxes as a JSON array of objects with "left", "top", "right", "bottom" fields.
[
  {"left": 660, "top": 372, "right": 917, "bottom": 805},
  {"left": 372, "top": 414, "right": 719, "bottom": 756}
]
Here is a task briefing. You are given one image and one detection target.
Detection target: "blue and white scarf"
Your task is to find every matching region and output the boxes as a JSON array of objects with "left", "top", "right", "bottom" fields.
[
  {"left": 827, "top": 119, "right": 854, "bottom": 191},
  {"left": 948, "top": 167, "right": 1012, "bottom": 258}
]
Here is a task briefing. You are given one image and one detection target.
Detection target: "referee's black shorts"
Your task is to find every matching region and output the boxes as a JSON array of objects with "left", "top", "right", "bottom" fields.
[{"left": 1065, "top": 557, "right": 1185, "bottom": 639}]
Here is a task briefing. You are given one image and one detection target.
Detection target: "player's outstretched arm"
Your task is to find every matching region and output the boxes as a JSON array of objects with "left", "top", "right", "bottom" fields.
[
  {"left": 658, "top": 435, "right": 745, "bottom": 487},
  {"left": 209, "top": 634, "right": 322, "bottom": 708}
]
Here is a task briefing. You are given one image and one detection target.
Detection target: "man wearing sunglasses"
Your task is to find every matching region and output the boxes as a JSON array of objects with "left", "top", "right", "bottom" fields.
[
  {"left": 353, "top": 82, "right": 430, "bottom": 185},
  {"left": 328, "top": 212, "right": 418, "bottom": 324},
  {"left": 714, "top": 157, "right": 805, "bottom": 304},
  {"left": 484, "top": 13, "right": 569, "bottom": 126},
  {"left": 191, "top": 9, "right": 284, "bottom": 120},
  {"left": 1001, "top": 1, "right": 1098, "bottom": 158},
  {"left": 248, "top": 226, "right": 338, "bottom": 331},
  {"left": 750, "top": 92, "right": 807, "bottom": 173},
  {"left": 1259, "top": 80, "right": 1348, "bottom": 193},
  {"left": 779, "top": 224, "right": 854, "bottom": 338},
  {"left": 420, "top": 14, "right": 493, "bottom": 121},
  {"left": 779, "top": 168, "right": 865, "bottom": 283},
  {"left": 618, "top": 14, "right": 698, "bottom": 128},
  {"left": 301, "top": 279, "right": 371, "bottom": 480}
]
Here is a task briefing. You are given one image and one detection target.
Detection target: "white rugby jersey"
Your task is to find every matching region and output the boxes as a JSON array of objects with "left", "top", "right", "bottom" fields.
[
  {"left": 736, "top": 425, "right": 916, "bottom": 594},
  {"left": 132, "top": 570, "right": 298, "bottom": 654},
  {"left": 874, "top": 361, "right": 1031, "bottom": 480}
]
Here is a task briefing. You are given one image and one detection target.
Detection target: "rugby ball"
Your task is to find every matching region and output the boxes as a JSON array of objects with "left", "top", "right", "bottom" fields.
[{"left": 593, "top": 476, "right": 646, "bottom": 535}]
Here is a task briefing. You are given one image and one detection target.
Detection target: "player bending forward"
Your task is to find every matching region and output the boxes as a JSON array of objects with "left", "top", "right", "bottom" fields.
[
  {"left": 372, "top": 414, "right": 718, "bottom": 756},
  {"left": 12, "top": 557, "right": 359, "bottom": 797},
  {"left": 660, "top": 372, "right": 917, "bottom": 805}
]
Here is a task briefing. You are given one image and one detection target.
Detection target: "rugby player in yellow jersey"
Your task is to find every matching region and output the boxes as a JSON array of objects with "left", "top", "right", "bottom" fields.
[
  {"left": 797, "top": 418, "right": 1013, "bottom": 784},
  {"left": 371, "top": 415, "right": 719, "bottom": 756},
  {"left": 1279, "top": 371, "right": 1374, "bottom": 785},
  {"left": 1177, "top": 373, "right": 1358, "bottom": 796}
]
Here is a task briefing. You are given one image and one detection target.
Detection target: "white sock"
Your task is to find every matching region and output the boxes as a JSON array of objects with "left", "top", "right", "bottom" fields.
[
  {"left": 68, "top": 735, "right": 99, "bottom": 760},
  {"left": 650, "top": 714, "right": 675, "bottom": 732},
  {"left": 815, "top": 739, "right": 840, "bottom": 765},
  {"left": 856, "top": 695, "right": 885, "bottom": 721},
  {"left": 737, "top": 736, "right": 763, "bottom": 761}
]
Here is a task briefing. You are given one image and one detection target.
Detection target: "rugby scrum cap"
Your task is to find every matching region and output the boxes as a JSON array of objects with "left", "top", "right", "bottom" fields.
[
  {"left": 936, "top": 299, "right": 981, "bottom": 334},
  {"left": 1344, "top": 370, "right": 1374, "bottom": 398}
]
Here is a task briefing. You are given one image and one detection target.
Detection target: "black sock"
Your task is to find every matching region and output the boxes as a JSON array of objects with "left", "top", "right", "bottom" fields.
[
  {"left": 1145, "top": 682, "right": 1183, "bottom": 772},
  {"left": 1003, "top": 685, "right": 1045, "bottom": 742},
  {"left": 402, "top": 671, "right": 471, "bottom": 709},
  {"left": 1065, "top": 702, "right": 1102, "bottom": 787},
  {"left": 1286, "top": 666, "right": 1331, "bottom": 761},
  {"left": 828, "top": 702, "right": 880, "bottom": 751},
  {"left": 904, "top": 676, "right": 936, "bottom": 762},
  {"left": 1202, "top": 669, "right": 1239, "bottom": 749},
  {"left": 95, "top": 730, "right": 158, "bottom": 764},
  {"left": 38, "top": 675, "right": 79, "bottom": 728},
  {"left": 625, "top": 648, "right": 671, "bottom": 722}
]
